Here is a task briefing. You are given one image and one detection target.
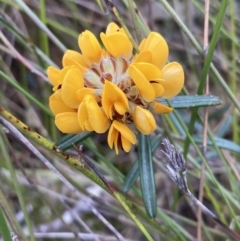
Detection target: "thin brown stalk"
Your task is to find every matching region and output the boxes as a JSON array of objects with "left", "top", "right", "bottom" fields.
[{"left": 197, "top": 0, "right": 210, "bottom": 240}]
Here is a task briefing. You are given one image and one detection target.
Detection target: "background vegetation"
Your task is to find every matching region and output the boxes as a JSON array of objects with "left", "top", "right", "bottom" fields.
[{"left": 0, "top": 0, "right": 239, "bottom": 240}]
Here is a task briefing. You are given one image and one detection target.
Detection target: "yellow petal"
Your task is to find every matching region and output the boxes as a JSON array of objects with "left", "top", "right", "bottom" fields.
[
  {"left": 78, "top": 95, "right": 109, "bottom": 133},
  {"left": 49, "top": 91, "right": 76, "bottom": 116},
  {"left": 133, "top": 50, "right": 152, "bottom": 63},
  {"left": 133, "top": 106, "right": 156, "bottom": 134},
  {"left": 55, "top": 112, "right": 82, "bottom": 134},
  {"left": 77, "top": 100, "right": 93, "bottom": 131},
  {"left": 161, "top": 62, "right": 184, "bottom": 99},
  {"left": 114, "top": 102, "right": 127, "bottom": 115},
  {"left": 108, "top": 123, "right": 119, "bottom": 154},
  {"left": 138, "top": 38, "right": 146, "bottom": 51},
  {"left": 84, "top": 120, "right": 94, "bottom": 131},
  {"left": 151, "top": 83, "right": 164, "bottom": 97},
  {"left": 85, "top": 95, "right": 109, "bottom": 133},
  {"left": 121, "top": 136, "right": 132, "bottom": 153},
  {"left": 130, "top": 62, "right": 162, "bottom": 81},
  {"left": 151, "top": 101, "right": 173, "bottom": 114},
  {"left": 128, "top": 64, "right": 155, "bottom": 102},
  {"left": 78, "top": 30, "right": 102, "bottom": 63},
  {"left": 112, "top": 121, "right": 136, "bottom": 145},
  {"left": 62, "top": 50, "right": 88, "bottom": 70},
  {"left": 47, "top": 66, "right": 60, "bottom": 86},
  {"left": 100, "top": 22, "right": 133, "bottom": 58},
  {"left": 102, "top": 81, "right": 129, "bottom": 119},
  {"left": 51, "top": 66, "right": 75, "bottom": 91},
  {"left": 100, "top": 32, "right": 133, "bottom": 58},
  {"left": 77, "top": 88, "right": 95, "bottom": 102},
  {"left": 143, "top": 32, "right": 169, "bottom": 69},
  {"left": 108, "top": 121, "right": 136, "bottom": 154},
  {"left": 61, "top": 67, "right": 84, "bottom": 108},
  {"left": 105, "top": 22, "right": 127, "bottom": 36},
  {"left": 105, "top": 22, "right": 121, "bottom": 34}
]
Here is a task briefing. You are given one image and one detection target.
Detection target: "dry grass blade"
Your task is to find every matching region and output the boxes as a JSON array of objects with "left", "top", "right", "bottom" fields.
[{"left": 161, "top": 139, "right": 240, "bottom": 241}]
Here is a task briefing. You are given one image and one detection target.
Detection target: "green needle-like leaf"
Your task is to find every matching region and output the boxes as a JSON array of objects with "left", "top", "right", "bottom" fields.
[
  {"left": 122, "top": 159, "right": 139, "bottom": 193},
  {"left": 158, "top": 95, "right": 222, "bottom": 109},
  {"left": 56, "top": 133, "right": 92, "bottom": 151},
  {"left": 0, "top": 207, "right": 12, "bottom": 241},
  {"left": 138, "top": 133, "right": 157, "bottom": 218},
  {"left": 123, "top": 135, "right": 162, "bottom": 193}
]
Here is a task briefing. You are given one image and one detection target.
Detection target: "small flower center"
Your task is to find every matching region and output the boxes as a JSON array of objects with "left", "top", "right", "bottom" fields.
[
  {"left": 84, "top": 55, "right": 131, "bottom": 89},
  {"left": 83, "top": 55, "right": 148, "bottom": 124}
]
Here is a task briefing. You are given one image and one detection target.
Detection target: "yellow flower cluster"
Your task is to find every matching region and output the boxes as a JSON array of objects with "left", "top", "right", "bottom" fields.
[{"left": 48, "top": 22, "right": 184, "bottom": 154}]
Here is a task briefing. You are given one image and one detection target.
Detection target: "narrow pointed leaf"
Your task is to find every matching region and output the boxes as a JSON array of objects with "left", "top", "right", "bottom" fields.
[
  {"left": 123, "top": 135, "right": 162, "bottom": 193},
  {"left": 157, "top": 95, "right": 221, "bottom": 109},
  {"left": 122, "top": 160, "right": 139, "bottom": 193},
  {"left": 56, "top": 132, "right": 92, "bottom": 151},
  {"left": 0, "top": 207, "right": 12, "bottom": 241},
  {"left": 138, "top": 133, "right": 157, "bottom": 218},
  {"left": 193, "top": 136, "right": 240, "bottom": 155}
]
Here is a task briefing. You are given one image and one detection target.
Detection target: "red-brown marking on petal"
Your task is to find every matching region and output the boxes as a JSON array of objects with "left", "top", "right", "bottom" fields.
[
  {"left": 102, "top": 72, "right": 112, "bottom": 81},
  {"left": 100, "top": 76, "right": 105, "bottom": 84},
  {"left": 99, "top": 61, "right": 104, "bottom": 72},
  {"left": 122, "top": 58, "right": 128, "bottom": 74},
  {"left": 91, "top": 67, "right": 101, "bottom": 77},
  {"left": 110, "top": 57, "right": 116, "bottom": 72}
]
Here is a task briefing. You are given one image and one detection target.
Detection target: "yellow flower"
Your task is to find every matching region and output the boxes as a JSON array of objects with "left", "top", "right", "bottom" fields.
[
  {"left": 160, "top": 62, "right": 184, "bottom": 98},
  {"left": 108, "top": 120, "right": 136, "bottom": 155},
  {"left": 100, "top": 22, "right": 133, "bottom": 58},
  {"left": 133, "top": 106, "right": 156, "bottom": 135},
  {"left": 47, "top": 66, "right": 72, "bottom": 92},
  {"left": 47, "top": 22, "right": 184, "bottom": 154},
  {"left": 78, "top": 95, "right": 109, "bottom": 133},
  {"left": 78, "top": 30, "right": 102, "bottom": 63},
  {"left": 128, "top": 63, "right": 164, "bottom": 102},
  {"left": 49, "top": 90, "right": 75, "bottom": 116},
  {"left": 55, "top": 112, "right": 82, "bottom": 134},
  {"left": 102, "top": 81, "right": 129, "bottom": 119},
  {"left": 61, "top": 67, "right": 84, "bottom": 108},
  {"left": 135, "top": 32, "right": 169, "bottom": 69},
  {"left": 62, "top": 50, "right": 88, "bottom": 71},
  {"left": 150, "top": 101, "right": 173, "bottom": 114}
]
